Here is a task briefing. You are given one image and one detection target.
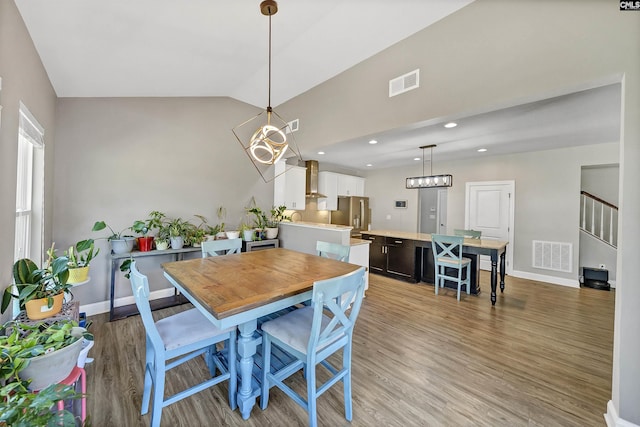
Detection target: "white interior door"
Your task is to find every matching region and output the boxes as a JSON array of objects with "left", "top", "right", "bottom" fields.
[{"left": 465, "top": 181, "right": 514, "bottom": 273}]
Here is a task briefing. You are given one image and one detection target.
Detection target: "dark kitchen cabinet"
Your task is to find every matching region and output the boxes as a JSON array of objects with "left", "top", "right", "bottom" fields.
[{"left": 362, "top": 234, "right": 418, "bottom": 282}]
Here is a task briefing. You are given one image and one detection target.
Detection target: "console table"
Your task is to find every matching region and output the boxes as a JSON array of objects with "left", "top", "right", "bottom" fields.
[{"left": 109, "top": 247, "right": 200, "bottom": 321}]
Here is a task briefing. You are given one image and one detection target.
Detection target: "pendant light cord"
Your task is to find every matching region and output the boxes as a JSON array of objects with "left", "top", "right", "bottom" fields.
[{"left": 267, "top": 13, "right": 272, "bottom": 110}]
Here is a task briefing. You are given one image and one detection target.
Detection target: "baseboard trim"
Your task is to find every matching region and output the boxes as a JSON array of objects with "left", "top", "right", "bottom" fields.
[
  {"left": 78, "top": 287, "right": 178, "bottom": 317},
  {"left": 605, "top": 400, "right": 639, "bottom": 427},
  {"left": 510, "top": 270, "right": 579, "bottom": 288}
]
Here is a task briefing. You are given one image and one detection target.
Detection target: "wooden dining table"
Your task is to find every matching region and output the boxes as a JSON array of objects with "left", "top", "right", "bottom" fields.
[{"left": 162, "top": 248, "right": 360, "bottom": 420}]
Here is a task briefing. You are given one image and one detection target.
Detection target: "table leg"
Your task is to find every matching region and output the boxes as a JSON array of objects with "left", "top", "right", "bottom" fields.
[
  {"left": 490, "top": 256, "right": 498, "bottom": 306},
  {"left": 500, "top": 251, "right": 506, "bottom": 292},
  {"left": 237, "top": 319, "right": 259, "bottom": 419}
]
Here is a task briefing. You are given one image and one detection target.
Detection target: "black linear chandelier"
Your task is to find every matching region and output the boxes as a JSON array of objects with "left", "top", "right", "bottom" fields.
[{"left": 405, "top": 144, "right": 453, "bottom": 189}]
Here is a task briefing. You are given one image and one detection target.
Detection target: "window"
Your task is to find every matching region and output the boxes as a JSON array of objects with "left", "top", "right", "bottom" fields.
[{"left": 15, "top": 103, "right": 45, "bottom": 263}]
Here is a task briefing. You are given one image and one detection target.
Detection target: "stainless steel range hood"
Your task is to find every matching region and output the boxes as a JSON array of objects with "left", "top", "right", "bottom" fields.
[{"left": 305, "top": 160, "right": 327, "bottom": 198}]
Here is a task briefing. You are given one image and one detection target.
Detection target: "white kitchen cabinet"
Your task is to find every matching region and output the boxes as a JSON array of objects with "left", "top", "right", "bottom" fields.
[
  {"left": 274, "top": 163, "right": 306, "bottom": 210},
  {"left": 317, "top": 171, "right": 338, "bottom": 210},
  {"left": 337, "top": 174, "right": 365, "bottom": 196}
]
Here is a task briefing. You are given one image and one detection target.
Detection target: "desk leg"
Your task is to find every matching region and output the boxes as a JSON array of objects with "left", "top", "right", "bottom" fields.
[
  {"left": 109, "top": 259, "right": 117, "bottom": 321},
  {"left": 490, "top": 255, "right": 498, "bottom": 306},
  {"left": 500, "top": 251, "right": 506, "bottom": 292},
  {"left": 237, "top": 319, "right": 259, "bottom": 419}
]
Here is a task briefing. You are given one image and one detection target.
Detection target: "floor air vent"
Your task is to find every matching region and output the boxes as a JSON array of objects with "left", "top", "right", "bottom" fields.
[
  {"left": 389, "top": 69, "right": 420, "bottom": 97},
  {"left": 532, "top": 240, "right": 572, "bottom": 273}
]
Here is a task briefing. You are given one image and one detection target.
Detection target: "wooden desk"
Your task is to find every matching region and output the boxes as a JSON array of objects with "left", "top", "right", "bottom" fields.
[
  {"left": 363, "top": 230, "right": 508, "bottom": 305},
  {"left": 162, "top": 248, "right": 359, "bottom": 419}
]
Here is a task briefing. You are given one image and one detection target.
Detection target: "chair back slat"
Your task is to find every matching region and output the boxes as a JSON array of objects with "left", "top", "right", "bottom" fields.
[
  {"left": 201, "top": 238, "right": 242, "bottom": 258},
  {"left": 308, "top": 267, "right": 365, "bottom": 355},
  {"left": 316, "top": 241, "right": 350, "bottom": 262},
  {"left": 431, "top": 234, "right": 465, "bottom": 261},
  {"left": 129, "top": 261, "right": 164, "bottom": 348}
]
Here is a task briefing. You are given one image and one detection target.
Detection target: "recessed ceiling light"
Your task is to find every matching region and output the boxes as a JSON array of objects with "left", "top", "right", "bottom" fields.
[
  {"left": 444, "top": 122, "right": 457, "bottom": 128},
  {"left": 477, "top": 148, "right": 487, "bottom": 152},
  {"left": 366, "top": 163, "right": 373, "bottom": 167},
  {"left": 414, "top": 157, "right": 421, "bottom": 161},
  {"left": 368, "top": 140, "right": 378, "bottom": 144},
  {"left": 317, "top": 151, "right": 325, "bottom": 155}
]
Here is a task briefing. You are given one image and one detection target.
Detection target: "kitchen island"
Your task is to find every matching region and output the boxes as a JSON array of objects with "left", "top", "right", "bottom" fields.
[
  {"left": 362, "top": 230, "right": 508, "bottom": 305},
  {"left": 279, "top": 221, "right": 371, "bottom": 293}
]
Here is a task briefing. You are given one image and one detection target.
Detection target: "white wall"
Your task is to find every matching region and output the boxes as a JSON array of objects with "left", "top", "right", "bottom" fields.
[
  {"left": 53, "top": 97, "right": 275, "bottom": 306},
  {"left": 0, "top": 1, "right": 58, "bottom": 323}
]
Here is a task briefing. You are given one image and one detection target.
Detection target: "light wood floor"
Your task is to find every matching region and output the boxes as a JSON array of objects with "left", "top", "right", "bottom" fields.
[{"left": 85, "top": 272, "right": 614, "bottom": 426}]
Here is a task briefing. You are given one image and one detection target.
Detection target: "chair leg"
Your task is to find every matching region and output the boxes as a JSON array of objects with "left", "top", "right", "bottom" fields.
[
  {"left": 307, "top": 355, "right": 318, "bottom": 427},
  {"left": 434, "top": 268, "right": 439, "bottom": 295},
  {"left": 150, "top": 362, "right": 166, "bottom": 427},
  {"left": 142, "top": 341, "right": 154, "bottom": 415},
  {"left": 260, "top": 335, "right": 272, "bottom": 410},
  {"left": 343, "top": 342, "right": 353, "bottom": 421}
]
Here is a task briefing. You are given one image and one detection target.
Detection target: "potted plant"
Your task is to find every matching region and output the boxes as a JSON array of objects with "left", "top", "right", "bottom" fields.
[
  {"left": 0, "top": 318, "right": 93, "bottom": 425},
  {"left": 265, "top": 205, "right": 290, "bottom": 239},
  {"left": 92, "top": 220, "right": 136, "bottom": 254},
  {"left": 247, "top": 207, "right": 268, "bottom": 240},
  {"left": 131, "top": 210, "right": 166, "bottom": 252},
  {"left": 167, "top": 217, "right": 190, "bottom": 249},
  {"left": 65, "top": 239, "right": 99, "bottom": 284},
  {"left": 1, "top": 244, "right": 73, "bottom": 320},
  {"left": 215, "top": 206, "right": 227, "bottom": 239},
  {"left": 155, "top": 224, "right": 170, "bottom": 251},
  {"left": 239, "top": 223, "right": 254, "bottom": 242}
]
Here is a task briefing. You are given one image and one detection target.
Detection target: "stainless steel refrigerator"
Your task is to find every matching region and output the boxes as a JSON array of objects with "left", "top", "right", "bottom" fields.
[{"left": 330, "top": 196, "right": 370, "bottom": 237}]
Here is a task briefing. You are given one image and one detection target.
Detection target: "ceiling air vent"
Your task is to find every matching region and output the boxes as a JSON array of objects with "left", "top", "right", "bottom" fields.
[
  {"left": 286, "top": 118, "right": 299, "bottom": 134},
  {"left": 389, "top": 69, "right": 420, "bottom": 97}
]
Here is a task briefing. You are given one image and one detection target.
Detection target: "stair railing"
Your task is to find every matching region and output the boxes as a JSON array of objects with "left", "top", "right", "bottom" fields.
[{"left": 580, "top": 191, "right": 618, "bottom": 248}]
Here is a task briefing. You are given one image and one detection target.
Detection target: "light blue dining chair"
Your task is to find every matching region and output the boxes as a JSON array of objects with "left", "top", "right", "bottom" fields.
[
  {"left": 260, "top": 267, "right": 367, "bottom": 427},
  {"left": 129, "top": 261, "right": 237, "bottom": 427},
  {"left": 431, "top": 234, "right": 472, "bottom": 301},
  {"left": 316, "top": 240, "right": 350, "bottom": 262},
  {"left": 201, "top": 238, "right": 242, "bottom": 258}
]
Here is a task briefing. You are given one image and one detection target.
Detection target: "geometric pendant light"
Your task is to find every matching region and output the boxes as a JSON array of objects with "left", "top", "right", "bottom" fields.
[{"left": 405, "top": 144, "right": 453, "bottom": 189}]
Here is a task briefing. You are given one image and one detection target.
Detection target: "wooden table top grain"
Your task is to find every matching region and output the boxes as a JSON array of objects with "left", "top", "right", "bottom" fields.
[{"left": 162, "top": 248, "right": 360, "bottom": 320}]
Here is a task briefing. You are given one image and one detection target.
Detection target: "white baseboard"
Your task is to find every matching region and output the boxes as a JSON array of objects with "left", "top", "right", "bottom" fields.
[
  {"left": 78, "top": 287, "right": 178, "bottom": 317},
  {"left": 510, "top": 270, "right": 580, "bottom": 288},
  {"left": 605, "top": 400, "right": 639, "bottom": 427}
]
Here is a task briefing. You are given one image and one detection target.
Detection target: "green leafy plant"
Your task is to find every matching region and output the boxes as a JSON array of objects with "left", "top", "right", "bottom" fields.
[
  {"left": 167, "top": 217, "right": 191, "bottom": 238},
  {"left": 1, "top": 244, "right": 72, "bottom": 315},
  {"left": 267, "top": 205, "right": 290, "bottom": 228},
  {"left": 0, "top": 319, "right": 92, "bottom": 426},
  {"left": 131, "top": 210, "right": 166, "bottom": 237},
  {"left": 91, "top": 221, "right": 132, "bottom": 241},
  {"left": 247, "top": 207, "right": 268, "bottom": 230},
  {"left": 66, "top": 239, "right": 99, "bottom": 268}
]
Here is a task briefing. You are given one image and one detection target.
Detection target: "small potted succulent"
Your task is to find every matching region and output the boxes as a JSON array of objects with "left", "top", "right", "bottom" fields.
[{"left": 239, "top": 223, "right": 254, "bottom": 242}]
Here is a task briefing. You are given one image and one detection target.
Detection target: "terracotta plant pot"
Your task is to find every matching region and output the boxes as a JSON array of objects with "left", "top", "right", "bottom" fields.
[
  {"left": 67, "top": 266, "right": 89, "bottom": 284},
  {"left": 24, "top": 293, "right": 64, "bottom": 320},
  {"left": 137, "top": 236, "right": 154, "bottom": 252}
]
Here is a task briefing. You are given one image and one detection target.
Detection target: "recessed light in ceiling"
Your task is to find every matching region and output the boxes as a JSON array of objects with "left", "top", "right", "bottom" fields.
[
  {"left": 414, "top": 157, "right": 421, "bottom": 161},
  {"left": 368, "top": 140, "right": 378, "bottom": 144},
  {"left": 318, "top": 151, "right": 325, "bottom": 155},
  {"left": 366, "top": 163, "right": 373, "bottom": 167},
  {"left": 477, "top": 148, "right": 487, "bottom": 152},
  {"left": 444, "top": 122, "right": 457, "bottom": 128}
]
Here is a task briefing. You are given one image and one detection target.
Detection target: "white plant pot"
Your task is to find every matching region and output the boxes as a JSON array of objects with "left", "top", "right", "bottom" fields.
[
  {"left": 265, "top": 227, "right": 279, "bottom": 239},
  {"left": 242, "top": 230, "right": 255, "bottom": 242},
  {"left": 170, "top": 236, "right": 184, "bottom": 249},
  {"left": 225, "top": 231, "right": 240, "bottom": 239},
  {"left": 216, "top": 231, "right": 227, "bottom": 240},
  {"left": 155, "top": 240, "right": 169, "bottom": 250},
  {"left": 110, "top": 237, "right": 135, "bottom": 254},
  {"left": 21, "top": 327, "right": 86, "bottom": 391}
]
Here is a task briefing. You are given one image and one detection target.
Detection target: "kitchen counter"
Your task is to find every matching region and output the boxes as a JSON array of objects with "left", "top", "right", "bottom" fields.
[
  {"left": 363, "top": 229, "right": 507, "bottom": 251},
  {"left": 283, "top": 221, "right": 352, "bottom": 231}
]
